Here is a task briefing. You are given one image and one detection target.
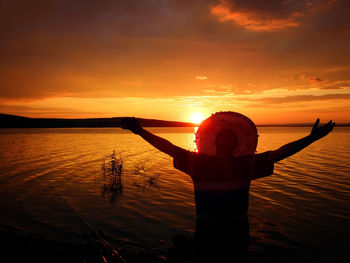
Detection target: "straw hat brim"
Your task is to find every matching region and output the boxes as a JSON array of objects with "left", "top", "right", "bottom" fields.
[{"left": 195, "top": 112, "right": 258, "bottom": 156}]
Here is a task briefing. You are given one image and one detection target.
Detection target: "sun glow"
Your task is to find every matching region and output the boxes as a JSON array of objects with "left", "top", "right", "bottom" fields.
[{"left": 190, "top": 112, "right": 205, "bottom": 125}]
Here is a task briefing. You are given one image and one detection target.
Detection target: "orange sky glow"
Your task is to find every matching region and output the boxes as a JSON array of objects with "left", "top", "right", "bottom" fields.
[{"left": 1, "top": 0, "right": 350, "bottom": 124}]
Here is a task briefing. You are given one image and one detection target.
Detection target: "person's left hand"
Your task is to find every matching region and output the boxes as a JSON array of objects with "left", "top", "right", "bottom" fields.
[{"left": 121, "top": 117, "right": 142, "bottom": 134}]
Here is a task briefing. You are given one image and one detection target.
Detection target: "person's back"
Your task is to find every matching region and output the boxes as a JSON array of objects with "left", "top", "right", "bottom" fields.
[
  {"left": 173, "top": 147, "right": 273, "bottom": 215},
  {"left": 121, "top": 112, "right": 335, "bottom": 262}
]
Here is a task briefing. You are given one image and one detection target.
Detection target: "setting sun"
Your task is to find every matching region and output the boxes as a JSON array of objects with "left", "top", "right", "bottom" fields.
[{"left": 190, "top": 112, "right": 205, "bottom": 125}]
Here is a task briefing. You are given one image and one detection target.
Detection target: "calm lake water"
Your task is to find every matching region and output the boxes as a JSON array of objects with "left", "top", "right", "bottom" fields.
[{"left": 0, "top": 127, "right": 349, "bottom": 262}]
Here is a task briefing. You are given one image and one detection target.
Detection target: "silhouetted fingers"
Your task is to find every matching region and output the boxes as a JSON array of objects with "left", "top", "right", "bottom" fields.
[
  {"left": 322, "top": 120, "right": 336, "bottom": 134},
  {"left": 330, "top": 122, "right": 336, "bottom": 131},
  {"left": 312, "top": 118, "right": 320, "bottom": 132},
  {"left": 326, "top": 120, "right": 334, "bottom": 128}
]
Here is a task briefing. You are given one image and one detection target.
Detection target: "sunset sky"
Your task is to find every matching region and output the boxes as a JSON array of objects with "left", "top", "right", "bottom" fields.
[{"left": 1, "top": 0, "right": 349, "bottom": 124}]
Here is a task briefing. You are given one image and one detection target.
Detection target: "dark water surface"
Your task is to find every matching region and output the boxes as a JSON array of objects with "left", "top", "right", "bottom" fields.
[{"left": 0, "top": 127, "right": 349, "bottom": 262}]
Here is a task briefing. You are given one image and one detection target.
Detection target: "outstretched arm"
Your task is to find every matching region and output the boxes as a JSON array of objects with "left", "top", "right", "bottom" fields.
[
  {"left": 121, "top": 117, "right": 176, "bottom": 157},
  {"left": 268, "top": 119, "right": 335, "bottom": 163}
]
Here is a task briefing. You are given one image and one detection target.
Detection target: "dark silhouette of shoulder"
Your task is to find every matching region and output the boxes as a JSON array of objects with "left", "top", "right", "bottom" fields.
[{"left": 173, "top": 146, "right": 274, "bottom": 182}]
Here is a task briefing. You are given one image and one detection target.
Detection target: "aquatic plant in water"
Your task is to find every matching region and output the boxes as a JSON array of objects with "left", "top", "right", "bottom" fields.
[
  {"left": 101, "top": 151, "right": 160, "bottom": 202},
  {"left": 101, "top": 150, "right": 123, "bottom": 203},
  {"left": 133, "top": 172, "right": 160, "bottom": 192},
  {"left": 131, "top": 161, "right": 160, "bottom": 191}
]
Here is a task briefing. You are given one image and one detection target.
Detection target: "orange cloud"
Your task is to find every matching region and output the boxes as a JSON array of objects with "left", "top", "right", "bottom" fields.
[
  {"left": 211, "top": 0, "right": 300, "bottom": 31},
  {"left": 321, "top": 80, "right": 350, "bottom": 90},
  {"left": 300, "top": 73, "right": 324, "bottom": 84},
  {"left": 202, "top": 85, "right": 231, "bottom": 95},
  {"left": 210, "top": 0, "right": 339, "bottom": 32},
  {"left": 250, "top": 93, "right": 350, "bottom": 105},
  {"left": 308, "top": 77, "right": 323, "bottom": 83}
]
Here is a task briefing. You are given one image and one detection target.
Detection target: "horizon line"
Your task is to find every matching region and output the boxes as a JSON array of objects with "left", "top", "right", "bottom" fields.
[{"left": 1, "top": 113, "right": 349, "bottom": 127}]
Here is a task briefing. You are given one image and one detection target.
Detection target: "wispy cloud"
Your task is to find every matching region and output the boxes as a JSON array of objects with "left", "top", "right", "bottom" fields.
[
  {"left": 250, "top": 93, "right": 350, "bottom": 105},
  {"left": 210, "top": 0, "right": 338, "bottom": 31},
  {"left": 308, "top": 77, "right": 323, "bottom": 83},
  {"left": 300, "top": 73, "right": 324, "bottom": 83},
  {"left": 211, "top": 1, "right": 300, "bottom": 31},
  {"left": 202, "top": 85, "right": 232, "bottom": 95},
  {"left": 320, "top": 80, "right": 350, "bottom": 90}
]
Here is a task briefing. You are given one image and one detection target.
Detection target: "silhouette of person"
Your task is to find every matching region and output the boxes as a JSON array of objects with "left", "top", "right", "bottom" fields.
[{"left": 121, "top": 114, "right": 335, "bottom": 262}]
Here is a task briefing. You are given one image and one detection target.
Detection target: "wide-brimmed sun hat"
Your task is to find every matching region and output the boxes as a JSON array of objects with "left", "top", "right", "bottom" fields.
[{"left": 195, "top": 111, "right": 258, "bottom": 156}]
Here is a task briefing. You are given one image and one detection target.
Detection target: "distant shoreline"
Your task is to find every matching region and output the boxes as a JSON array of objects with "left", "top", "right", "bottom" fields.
[
  {"left": 1, "top": 113, "right": 349, "bottom": 128},
  {"left": 0, "top": 113, "right": 195, "bottom": 128}
]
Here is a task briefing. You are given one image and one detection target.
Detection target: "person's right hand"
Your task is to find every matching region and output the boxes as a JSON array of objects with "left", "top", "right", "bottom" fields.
[
  {"left": 310, "top": 118, "right": 335, "bottom": 141},
  {"left": 121, "top": 117, "right": 142, "bottom": 134}
]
